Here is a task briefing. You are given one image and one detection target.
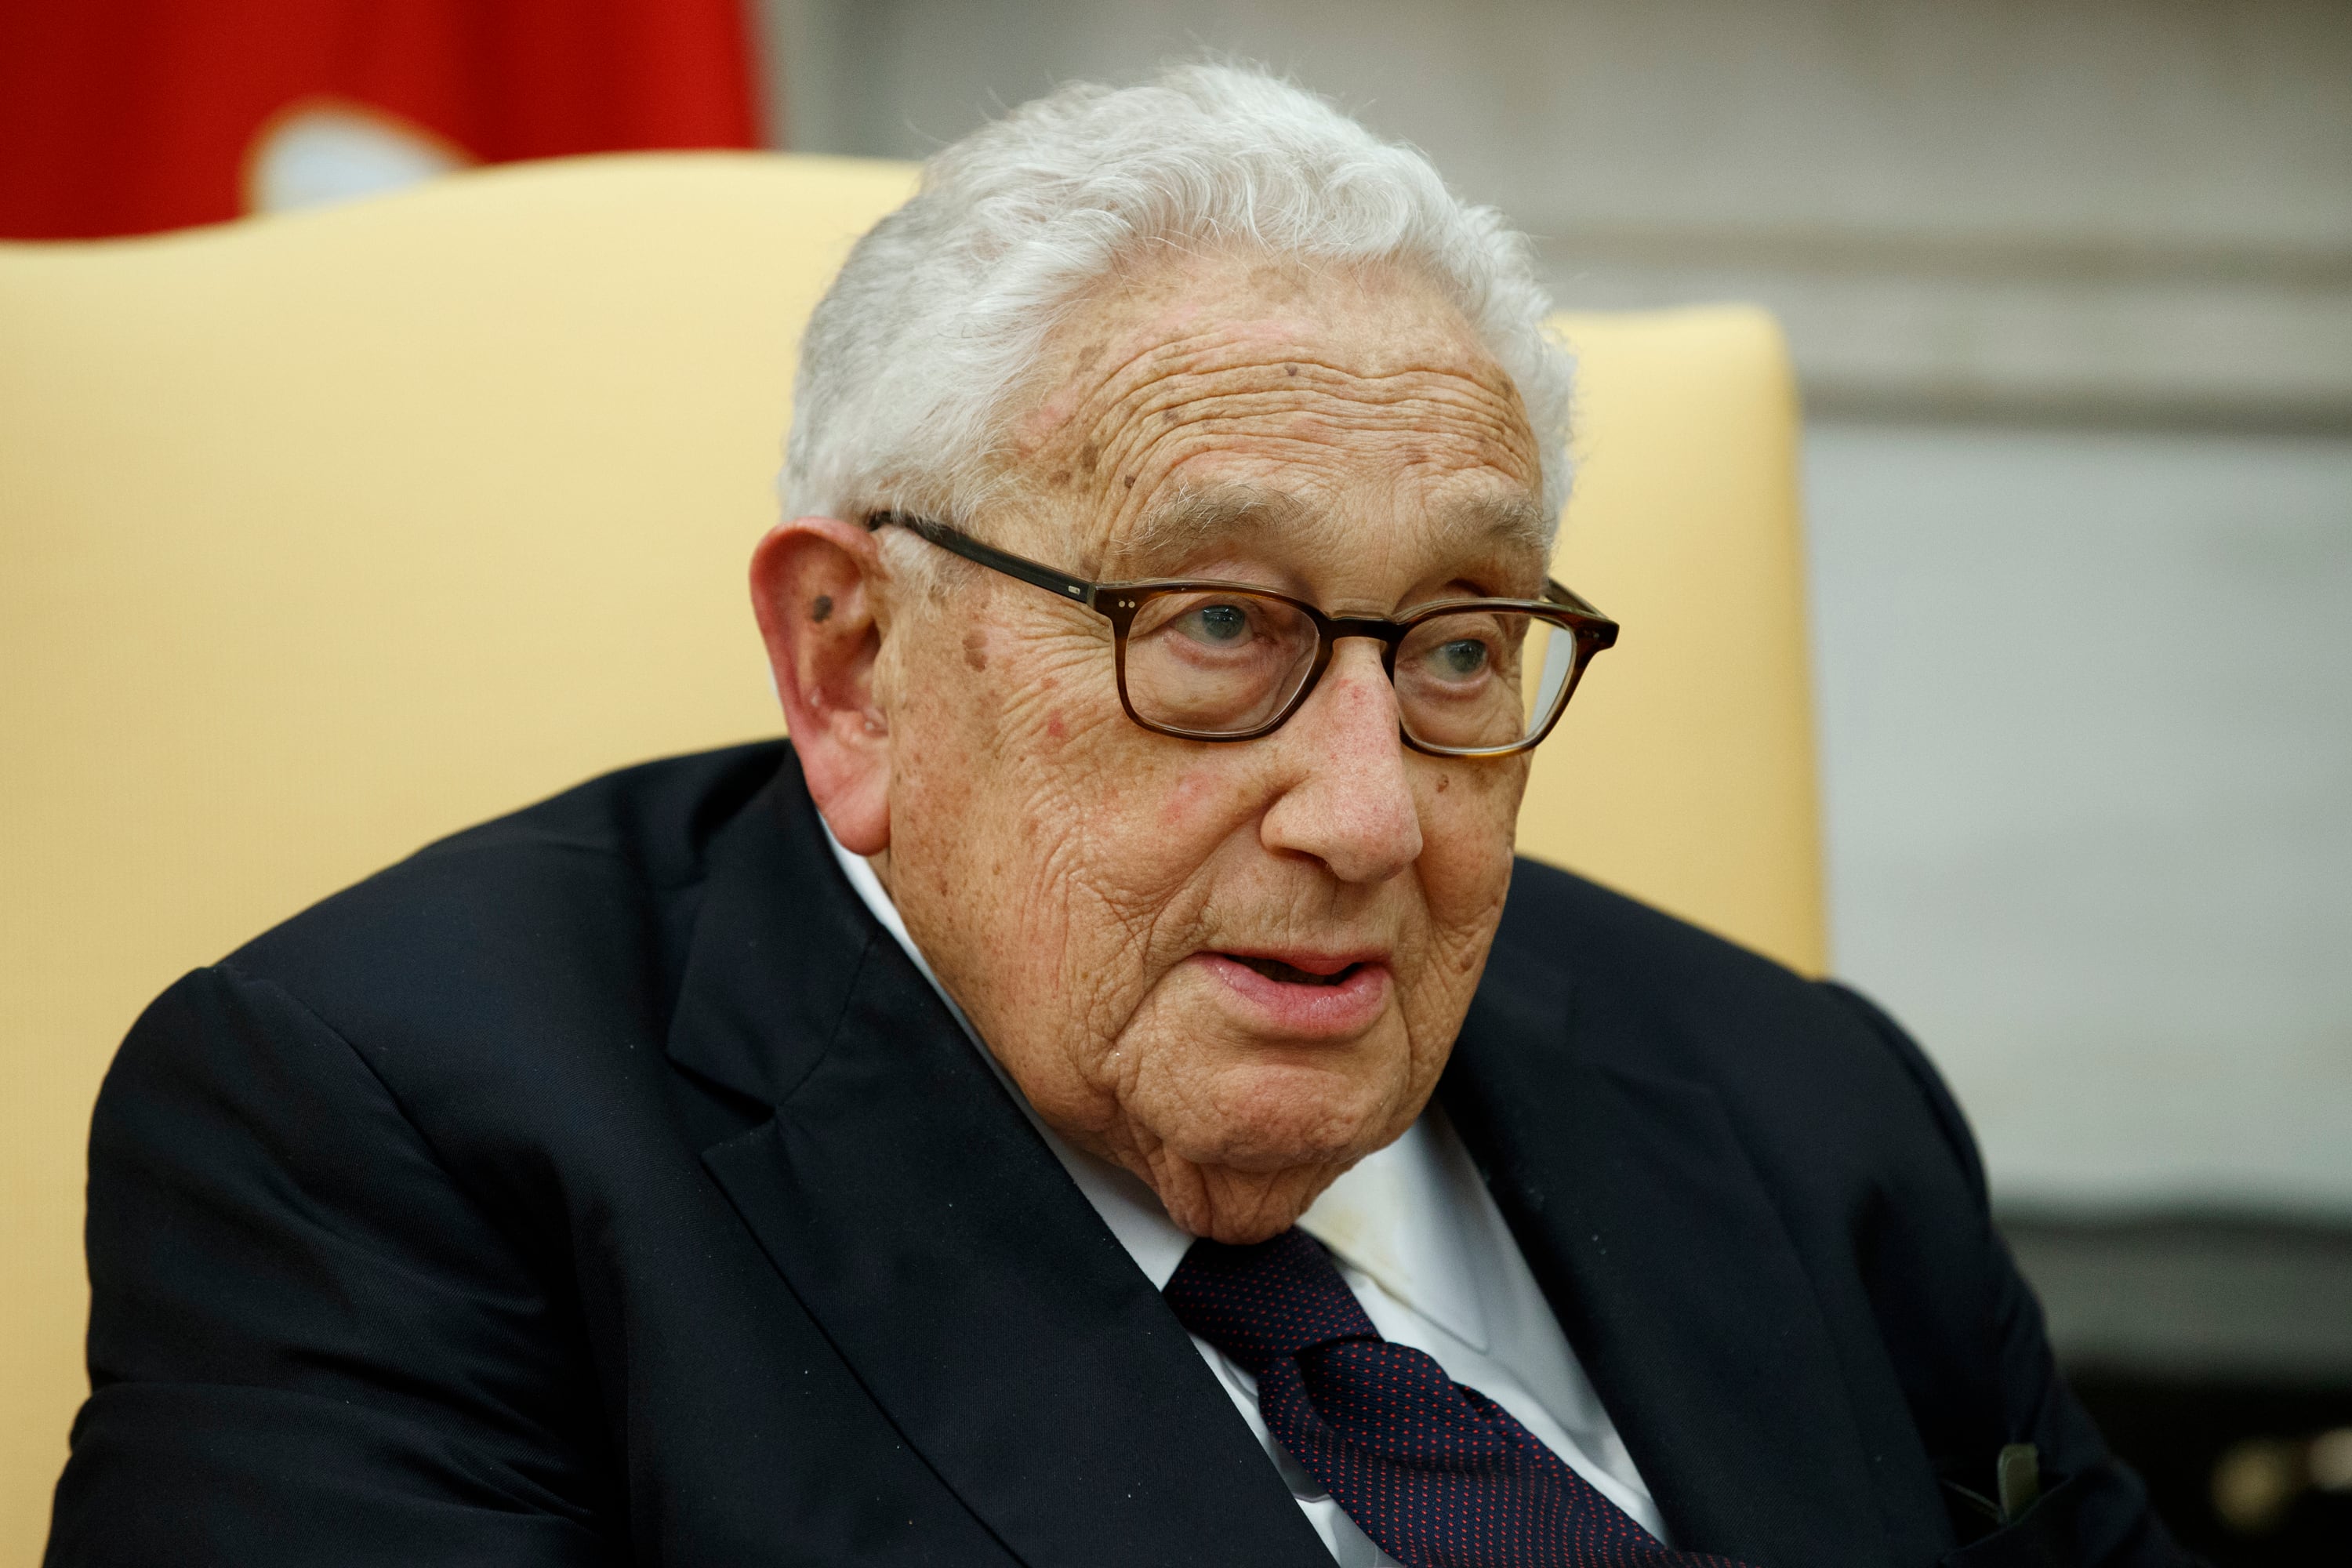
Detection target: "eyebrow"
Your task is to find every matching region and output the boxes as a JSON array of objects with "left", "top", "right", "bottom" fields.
[{"left": 1117, "top": 482, "right": 1550, "bottom": 577}]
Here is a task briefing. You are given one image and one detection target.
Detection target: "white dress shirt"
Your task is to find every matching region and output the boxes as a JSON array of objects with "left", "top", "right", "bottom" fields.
[{"left": 826, "top": 833, "right": 1666, "bottom": 1564}]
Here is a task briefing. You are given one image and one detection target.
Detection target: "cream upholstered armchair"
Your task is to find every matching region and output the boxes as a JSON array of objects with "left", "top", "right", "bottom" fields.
[{"left": 0, "top": 152, "right": 1822, "bottom": 1564}]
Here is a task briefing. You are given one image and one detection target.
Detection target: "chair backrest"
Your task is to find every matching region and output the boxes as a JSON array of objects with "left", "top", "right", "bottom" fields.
[{"left": 0, "top": 151, "right": 1820, "bottom": 1563}]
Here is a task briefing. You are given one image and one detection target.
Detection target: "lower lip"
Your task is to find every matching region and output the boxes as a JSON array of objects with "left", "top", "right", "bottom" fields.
[{"left": 1192, "top": 954, "right": 1393, "bottom": 1039}]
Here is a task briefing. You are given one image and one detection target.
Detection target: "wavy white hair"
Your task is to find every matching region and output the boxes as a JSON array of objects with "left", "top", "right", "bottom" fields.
[{"left": 782, "top": 62, "right": 1573, "bottom": 545}]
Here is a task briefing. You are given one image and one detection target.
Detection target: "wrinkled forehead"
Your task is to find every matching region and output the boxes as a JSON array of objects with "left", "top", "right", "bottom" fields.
[
  {"left": 1007, "top": 249, "right": 1549, "bottom": 589},
  {"left": 1116, "top": 479, "right": 1550, "bottom": 586}
]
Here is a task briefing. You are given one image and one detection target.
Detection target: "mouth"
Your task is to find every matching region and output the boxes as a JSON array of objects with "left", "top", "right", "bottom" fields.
[
  {"left": 1229, "top": 953, "right": 1365, "bottom": 987},
  {"left": 1193, "top": 949, "right": 1394, "bottom": 1038}
]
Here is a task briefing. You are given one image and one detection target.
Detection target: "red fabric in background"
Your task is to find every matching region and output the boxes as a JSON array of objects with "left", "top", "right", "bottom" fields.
[{"left": 0, "top": 0, "right": 762, "bottom": 239}]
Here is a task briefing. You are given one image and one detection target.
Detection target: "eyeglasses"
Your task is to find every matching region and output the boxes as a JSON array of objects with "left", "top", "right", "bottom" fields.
[{"left": 867, "top": 510, "right": 1618, "bottom": 759}]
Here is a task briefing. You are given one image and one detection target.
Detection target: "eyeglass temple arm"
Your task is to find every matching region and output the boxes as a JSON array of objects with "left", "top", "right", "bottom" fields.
[
  {"left": 867, "top": 511, "right": 1099, "bottom": 608},
  {"left": 1544, "top": 578, "right": 1619, "bottom": 650}
]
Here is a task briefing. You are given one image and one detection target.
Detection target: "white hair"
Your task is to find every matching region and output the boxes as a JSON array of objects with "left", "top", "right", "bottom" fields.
[{"left": 782, "top": 61, "right": 1573, "bottom": 543}]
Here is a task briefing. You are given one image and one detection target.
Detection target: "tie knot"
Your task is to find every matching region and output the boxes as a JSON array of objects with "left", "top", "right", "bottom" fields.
[{"left": 1162, "top": 1228, "right": 1377, "bottom": 1368}]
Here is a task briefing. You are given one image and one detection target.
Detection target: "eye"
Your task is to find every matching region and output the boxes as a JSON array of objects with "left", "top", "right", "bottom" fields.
[
  {"left": 1429, "top": 637, "right": 1490, "bottom": 677},
  {"left": 1178, "top": 601, "right": 1254, "bottom": 645}
]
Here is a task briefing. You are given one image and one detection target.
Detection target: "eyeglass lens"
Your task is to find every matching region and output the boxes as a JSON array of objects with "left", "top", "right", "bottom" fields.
[{"left": 1120, "top": 589, "right": 1577, "bottom": 750}]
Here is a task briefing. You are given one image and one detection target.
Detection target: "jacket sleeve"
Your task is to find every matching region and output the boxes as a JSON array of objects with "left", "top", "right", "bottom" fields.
[
  {"left": 46, "top": 964, "right": 621, "bottom": 1567},
  {"left": 1820, "top": 982, "right": 2201, "bottom": 1568}
]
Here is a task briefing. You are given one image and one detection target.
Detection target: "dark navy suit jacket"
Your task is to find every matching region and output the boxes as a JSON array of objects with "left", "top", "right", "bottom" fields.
[{"left": 48, "top": 743, "right": 2190, "bottom": 1566}]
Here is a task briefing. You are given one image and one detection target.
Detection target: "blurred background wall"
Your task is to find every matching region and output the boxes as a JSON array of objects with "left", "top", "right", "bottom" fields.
[{"left": 762, "top": 1, "right": 2352, "bottom": 1555}]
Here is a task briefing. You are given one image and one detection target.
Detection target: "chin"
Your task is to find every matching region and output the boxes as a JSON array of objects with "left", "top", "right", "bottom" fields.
[
  {"left": 1180, "top": 1055, "right": 1406, "bottom": 1174},
  {"left": 1157, "top": 1152, "right": 1348, "bottom": 1245},
  {"left": 1123, "top": 1054, "right": 1421, "bottom": 1243},
  {"left": 1189, "top": 1201, "right": 1317, "bottom": 1248}
]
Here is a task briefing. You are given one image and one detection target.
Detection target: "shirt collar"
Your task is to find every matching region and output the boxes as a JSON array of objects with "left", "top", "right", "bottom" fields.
[
  {"left": 1300, "top": 1116, "right": 1491, "bottom": 1352},
  {"left": 820, "top": 821, "right": 1485, "bottom": 1348}
]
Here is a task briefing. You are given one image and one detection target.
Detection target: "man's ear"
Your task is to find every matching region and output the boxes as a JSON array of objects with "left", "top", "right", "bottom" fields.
[{"left": 750, "top": 516, "right": 893, "bottom": 855}]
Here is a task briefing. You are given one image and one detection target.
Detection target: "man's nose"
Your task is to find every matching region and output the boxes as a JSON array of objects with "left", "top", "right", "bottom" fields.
[{"left": 1258, "top": 637, "right": 1425, "bottom": 884}]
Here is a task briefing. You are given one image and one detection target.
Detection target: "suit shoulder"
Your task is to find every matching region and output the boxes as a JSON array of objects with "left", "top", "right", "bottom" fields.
[
  {"left": 1491, "top": 856, "right": 1969, "bottom": 1185},
  {"left": 230, "top": 742, "right": 784, "bottom": 966},
  {"left": 1495, "top": 855, "right": 1831, "bottom": 1022},
  {"left": 394, "top": 740, "right": 788, "bottom": 891},
  {"left": 210, "top": 742, "right": 789, "bottom": 1074}
]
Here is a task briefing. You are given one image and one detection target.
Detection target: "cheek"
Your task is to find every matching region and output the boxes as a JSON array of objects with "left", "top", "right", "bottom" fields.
[
  {"left": 1413, "top": 767, "right": 1523, "bottom": 949},
  {"left": 1155, "top": 763, "right": 1226, "bottom": 837},
  {"left": 886, "top": 636, "right": 998, "bottom": 811},
  {"left": 1036, "top": 750, "right": 1250, "bottom": 939},
  {"left": 905, "top": 625, "right": 1250, "bottom": 983}
]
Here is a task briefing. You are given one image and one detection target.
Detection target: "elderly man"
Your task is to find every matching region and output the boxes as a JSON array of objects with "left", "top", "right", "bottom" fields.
[{"left": 50, "top": 65, "right": 2184, "bottom": 1568}]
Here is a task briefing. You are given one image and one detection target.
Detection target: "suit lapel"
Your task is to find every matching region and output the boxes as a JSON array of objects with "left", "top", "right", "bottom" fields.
[
  {"left": 1442, "top": 935, "right": 1893, "bottom": 1568},
  {"left": 669, "top": 760, "right": 1329, "bottom": 1568}
]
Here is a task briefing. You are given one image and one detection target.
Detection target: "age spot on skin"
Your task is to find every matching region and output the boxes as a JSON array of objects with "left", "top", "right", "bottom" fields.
[
  {"left": 1160, "top": 767, "right": 1212, "bottom": 827},
  {"left": 963, "top": 629, "right": 989, "bottom": 671},
  {"left": 811, "top": 594, "right": 833, "bottom": 623}
]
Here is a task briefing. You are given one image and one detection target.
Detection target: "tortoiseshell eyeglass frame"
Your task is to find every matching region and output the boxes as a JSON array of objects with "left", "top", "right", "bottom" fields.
[{"left": 866, "top": 510, "right": 1620, "bottom": 759}]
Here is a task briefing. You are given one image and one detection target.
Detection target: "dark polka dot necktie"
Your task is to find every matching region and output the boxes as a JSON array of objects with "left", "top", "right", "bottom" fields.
[{"left": 1163, "top": 1228, "right": 1753, "bottom": 1568}]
